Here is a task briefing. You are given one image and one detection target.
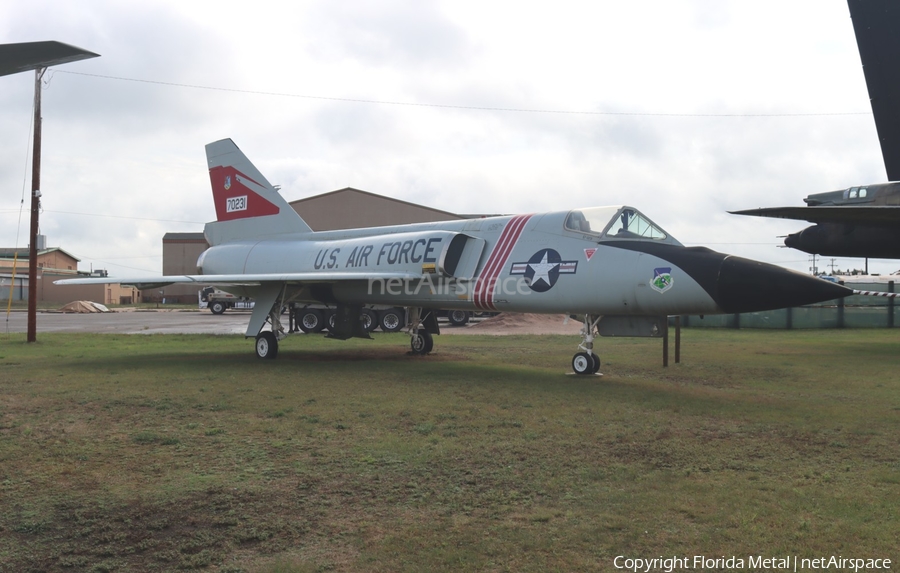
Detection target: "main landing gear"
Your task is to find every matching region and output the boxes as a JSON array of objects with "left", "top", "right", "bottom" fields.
[
  {"left": 572, "top": 314, "right": 602, "bottom": 375},
  {"left": 410, "top": 330, "right": 434, "bottom": 354},
  {"left": 254, "top": 302, "right": 441, "bottom": 359},
  {"left": 255, "top": 304, "right": 286, "bottom": 360},
  {"left": 255, "top": 331, "right": 279, "bottom": 359},
  {"left": 407, "top": 307, "right": 437, "bottom": 355}
]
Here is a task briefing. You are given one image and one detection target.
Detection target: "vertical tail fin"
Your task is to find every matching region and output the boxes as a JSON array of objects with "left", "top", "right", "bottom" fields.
[{"left": 203, "top": 139, "right": 313, "bottom": 245}]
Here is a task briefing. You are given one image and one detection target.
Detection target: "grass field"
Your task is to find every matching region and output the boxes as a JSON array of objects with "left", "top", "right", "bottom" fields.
[{"left": 0, "top": 329, "right": 898, "bottom": 572}]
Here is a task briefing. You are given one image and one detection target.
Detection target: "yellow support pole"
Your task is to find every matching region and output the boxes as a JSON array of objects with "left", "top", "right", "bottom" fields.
[{"left": 6, "top": 253, "right": 19, "bottom": 316}]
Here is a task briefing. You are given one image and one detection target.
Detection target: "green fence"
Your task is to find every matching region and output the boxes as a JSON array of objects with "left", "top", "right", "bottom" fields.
[{"left": 681, "top": 280, "right": 897, "bottom": 329}]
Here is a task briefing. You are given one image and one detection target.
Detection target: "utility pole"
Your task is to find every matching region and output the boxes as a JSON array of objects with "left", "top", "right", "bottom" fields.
[{"left": 27, "top": 68, "right": 43, "bottom": 342}]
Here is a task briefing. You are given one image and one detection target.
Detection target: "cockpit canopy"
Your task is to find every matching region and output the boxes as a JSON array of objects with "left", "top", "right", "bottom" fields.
[{"left": 564, "top": 206, "right": 681, "bottom": 245}]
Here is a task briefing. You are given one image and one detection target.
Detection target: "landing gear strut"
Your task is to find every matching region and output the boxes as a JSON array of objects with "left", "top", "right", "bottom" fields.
[{"left": 572, "top": 314, "right": 602, "bottom": 375}]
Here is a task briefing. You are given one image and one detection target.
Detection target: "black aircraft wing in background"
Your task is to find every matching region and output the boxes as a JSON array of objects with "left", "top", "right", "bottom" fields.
[
  {"left": 730, "top": 206, "right": 900, "bottom": 225},
  {"left": 729, "top": 205, "right": 900, "bottom": 258},
  {"left": 849, "top": 0, "right": 900, "bottom": 182}
]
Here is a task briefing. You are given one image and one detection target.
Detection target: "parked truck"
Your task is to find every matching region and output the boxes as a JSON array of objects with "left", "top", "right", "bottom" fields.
[{"left": 199, "top": 287, "right": 254, "bottom": 314}]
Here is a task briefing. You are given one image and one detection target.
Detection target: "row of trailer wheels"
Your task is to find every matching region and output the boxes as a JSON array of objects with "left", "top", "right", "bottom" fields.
[{"left": 295, "top": 307, "right": 406, "bottom": 334}]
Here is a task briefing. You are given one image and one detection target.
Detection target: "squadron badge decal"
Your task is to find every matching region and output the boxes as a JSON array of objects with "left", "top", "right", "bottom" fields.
[
  {"left": 651, "top": 267, "right": 673, "bottom": 293},
  {"left": 510, "top": 248, "right": 577, "bottom": 292}
]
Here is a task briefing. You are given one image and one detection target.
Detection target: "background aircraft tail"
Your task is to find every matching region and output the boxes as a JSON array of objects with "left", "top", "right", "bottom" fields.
[{"left": 204, "top": 138, "right": 313, "bottom": 245}]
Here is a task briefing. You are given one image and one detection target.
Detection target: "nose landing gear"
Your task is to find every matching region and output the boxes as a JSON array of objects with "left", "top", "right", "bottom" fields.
[{"left": 572, "top": 314, "right": 602, "bottom": 375}]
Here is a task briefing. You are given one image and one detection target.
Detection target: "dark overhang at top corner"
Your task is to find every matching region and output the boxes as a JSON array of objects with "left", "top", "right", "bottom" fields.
[{"left": 0, "top": 40, "right": 99, "bottom": 78}]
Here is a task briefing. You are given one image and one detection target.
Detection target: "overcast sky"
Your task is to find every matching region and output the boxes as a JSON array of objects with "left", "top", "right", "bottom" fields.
[{"left": 1, "top": 0, "right": 895, "bottom": 278}]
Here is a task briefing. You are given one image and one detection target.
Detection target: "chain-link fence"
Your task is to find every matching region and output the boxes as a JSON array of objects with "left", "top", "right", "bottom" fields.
[{"left": 681, "top": 280, "right": 897, "bottom": 329}]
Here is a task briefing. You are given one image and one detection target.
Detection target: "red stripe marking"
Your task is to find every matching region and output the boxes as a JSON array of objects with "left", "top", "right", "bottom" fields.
[
  {"left": 474, "top": 214, "right": 532, "bottom": 310},
  {"left": 209, "top": 166, "right": 280, "bottom": 222},
  {"left": 474, "top": 220, "right": 520, "bottom": 309}
]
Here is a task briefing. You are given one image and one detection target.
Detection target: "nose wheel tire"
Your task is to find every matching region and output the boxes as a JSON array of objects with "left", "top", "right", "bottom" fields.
[
  {"left": 572, "top": 352, "right": 599, "bottom": 375},
  {"left": 591, "top": 353, "right": 601, "bottom": 373},
  {"left": 410, "top": 331, "right": 434, "bottom": 355},
  {"left": 256, "top": 331, "right": 279, "bottom": 360}
]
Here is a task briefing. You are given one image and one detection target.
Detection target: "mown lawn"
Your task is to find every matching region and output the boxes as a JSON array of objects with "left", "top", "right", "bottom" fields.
[{"left": 0, "top": 329, "right": 898, "bottom": 572}]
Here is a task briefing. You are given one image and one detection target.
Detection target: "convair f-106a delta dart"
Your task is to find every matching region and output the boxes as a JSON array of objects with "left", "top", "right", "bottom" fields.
[{"left": 58, "top": 139, "right": 853, "bottom": 374}]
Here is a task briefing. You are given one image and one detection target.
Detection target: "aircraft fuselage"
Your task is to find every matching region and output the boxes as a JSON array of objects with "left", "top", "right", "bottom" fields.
[{"left": 198, "top": 208, "right": 847, "bottom": 318}]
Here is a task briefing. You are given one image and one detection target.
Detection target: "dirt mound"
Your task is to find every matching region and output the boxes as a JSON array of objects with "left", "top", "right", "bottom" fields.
[
  {"left": 458, "top": 312, "right": 582, "bottom": 335},
  {"left": 59, "top": 300, "right": 110, "bottom": 313}
]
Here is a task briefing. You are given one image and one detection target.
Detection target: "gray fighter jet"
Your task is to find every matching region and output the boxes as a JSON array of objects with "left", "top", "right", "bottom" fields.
[{"left": 58, "top": 139, "right": 851, "bottom": 373}]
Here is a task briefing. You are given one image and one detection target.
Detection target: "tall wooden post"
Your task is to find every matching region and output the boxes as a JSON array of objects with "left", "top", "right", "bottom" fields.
[{"left": 27, "top": 68, "right": 44, "bottom": 343}]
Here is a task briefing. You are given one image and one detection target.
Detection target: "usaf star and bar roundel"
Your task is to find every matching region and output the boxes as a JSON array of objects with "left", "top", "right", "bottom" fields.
[{"left": 510, "top": 248, "right": 578, "bottom": 292}]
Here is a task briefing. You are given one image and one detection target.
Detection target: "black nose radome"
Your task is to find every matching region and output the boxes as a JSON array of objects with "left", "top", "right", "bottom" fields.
[
  {"left": 714, "top": 256, "right": 852, "bottom": 314},
  {"left": 604, "top": 241, "right": 853, "bottom": 314}
]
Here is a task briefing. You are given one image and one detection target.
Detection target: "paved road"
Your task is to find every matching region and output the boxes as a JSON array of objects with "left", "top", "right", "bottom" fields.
[
  {"left": 2, "top": 310, "right": 251, "bottom": 335},
  {"left": 2, "top": 310, "right": 503, "bottom": 336}
]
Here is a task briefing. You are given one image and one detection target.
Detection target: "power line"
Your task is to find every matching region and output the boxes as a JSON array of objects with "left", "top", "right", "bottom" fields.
[
  {"left": 67, "top": 252, "right": 161, "bottom": 274},
  {"left": 53, "top": 69, "right": 872, "bottom": 119},
  {"left": 1, "top": 208, "right": 205, "bottom": 224}
]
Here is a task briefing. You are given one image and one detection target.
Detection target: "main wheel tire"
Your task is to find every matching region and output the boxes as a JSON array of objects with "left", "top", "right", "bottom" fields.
[
  {"left": 299, "top": 309, "right": 324, "bottom": 333},
  {"left": 210, "top": 301, "right": 226, "bottom": 315},
  {"left": 447, "top": 310, "right": 469, "bottom": 326},
  {"left": 590, "top": 353, "right": 601, "bottom": 373},
  {"left": 410, "top": 331, "right": 434, "bottom": 355},
  {"left": 361, "top": 309, "right": 378, "bottom": 332},
  {"left": 379, "top": 308, "right": 405, "bottom": 332},
  {"left": 255, "top": 331, "right": 279, "bottom": 360},
  {"left": 572, "top": 352, "right": 594, "bottom": 375},
  {"left": 324, "top": 311, "right": 336, "bottom": 332}
]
